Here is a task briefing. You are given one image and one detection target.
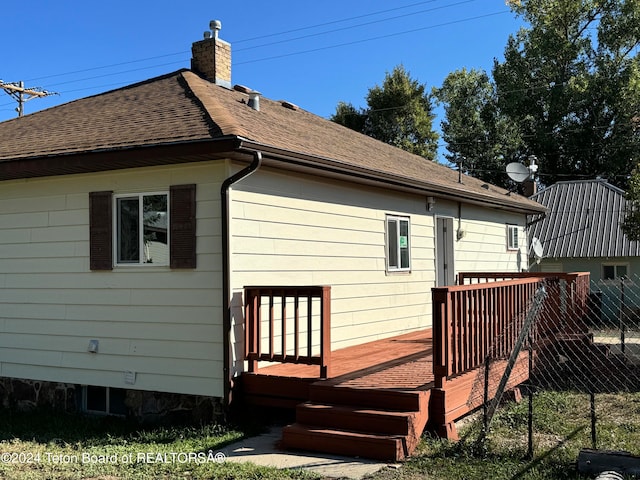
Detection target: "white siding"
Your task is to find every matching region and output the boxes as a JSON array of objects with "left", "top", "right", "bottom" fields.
[
  {"left": 0, "top": 162, "right": 225, "bottom": 397},
  {"left": 230, "top": 169, "right": 434, "bottom": 357},
  {"left": 231, "top": 169, "right": 434, "bottom": 349},
  {"left": 229, "top": 169, "right": 529, "bottom": 368},
  {"left": 436, "top": 201, "right": 529, "bottom": 274}
]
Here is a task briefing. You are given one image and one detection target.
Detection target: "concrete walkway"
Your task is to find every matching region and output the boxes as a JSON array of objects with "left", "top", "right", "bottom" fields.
[{"left": 219, "top": 427, "right": 395, "bottom": 479}]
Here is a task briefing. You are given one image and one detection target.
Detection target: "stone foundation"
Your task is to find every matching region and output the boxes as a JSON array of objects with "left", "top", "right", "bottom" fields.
[
  {"left": 125, "top": 389, "right": 224, "bottom": 424},
  {"left": 0, "top": 377, "right": 223, "bottom": 424},
  {"left": 0, "top": 377, "right": 77, "bottom": 412}
]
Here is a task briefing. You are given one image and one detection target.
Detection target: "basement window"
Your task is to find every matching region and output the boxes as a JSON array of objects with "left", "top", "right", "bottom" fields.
[
  {"left": 82, "top": 386, "right": 127, "bottom": 416},
  {"left": 386, "top": 215, "right": 411, "bottom": 272}
]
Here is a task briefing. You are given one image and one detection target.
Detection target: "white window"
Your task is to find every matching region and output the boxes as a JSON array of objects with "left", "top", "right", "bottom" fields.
[
  {"left": 114, "top": 192, "right": 169, "bottom": 265},
  {"left": 82, "top": 386, "right": 127, "bottom": 416},
  {"left": 386, "top": 215, "right": 411, "bottom": 272},
  {"left": 602, "top": 263, "right": 628, "bottom": 281},
  {"left": 507, "top": 224, "right": 519, "bottom": 250}
]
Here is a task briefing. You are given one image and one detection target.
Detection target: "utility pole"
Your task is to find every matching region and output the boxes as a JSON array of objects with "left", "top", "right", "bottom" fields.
[{"left": 0, "top": 80, "right": 57, "bottom": 117}]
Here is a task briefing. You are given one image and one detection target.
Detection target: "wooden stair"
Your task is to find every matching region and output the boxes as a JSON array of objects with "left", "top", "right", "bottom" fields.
[{"left": 281, "top": 382, "right": 431, "bottom": 461}]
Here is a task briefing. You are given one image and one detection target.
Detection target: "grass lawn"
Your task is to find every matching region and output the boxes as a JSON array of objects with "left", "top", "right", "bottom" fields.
[
  {"left": 1, "top": 391, "right": 639, "bottom": 479},
  {"left": 370, "top": 390, "right": 640, "bottom": 480},
  {"left": 0, "top": 409, "right": 315, "bottom": 480}
]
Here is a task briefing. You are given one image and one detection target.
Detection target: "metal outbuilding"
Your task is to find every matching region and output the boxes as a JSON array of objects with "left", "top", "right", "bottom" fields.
[{"left": 529, "top": 179, "right": 640, "bottom": 259}]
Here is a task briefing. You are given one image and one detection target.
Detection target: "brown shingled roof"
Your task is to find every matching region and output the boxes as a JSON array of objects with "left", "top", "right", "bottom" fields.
[{"left": 0, "top": 69, "right": 544, "bottom": 214}]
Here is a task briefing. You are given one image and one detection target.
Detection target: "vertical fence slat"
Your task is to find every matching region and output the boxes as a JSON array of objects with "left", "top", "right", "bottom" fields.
[
  {"left": 269, "top": 293, "right": 274, "bottom": 360},
  {"left": 281, "top": 292, "right": 287, "bottom": 361},
  {"left": 456, "top": 291, "right": 463, "bottom": 373},
  {"left": 307, "top": 294, "right": 312, "bottom": 362},
  {"left": 294, "top": 295, "right": 300, "bottom": 361}
]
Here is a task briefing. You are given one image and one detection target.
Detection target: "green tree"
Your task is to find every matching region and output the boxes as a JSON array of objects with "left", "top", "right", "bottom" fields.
[
  {"left": 493, "top": 0, "right": 640, "bottom": 189},
  {"left": 623, "top": 159, "right": 640, "bottom": 240},
  {"left": 331, "top": 101, "right": 366, "bottom": 133},
  {"left": 331, "top": 65, "right": 438, "bottom": 160},
  {"left": 435, "top": 68, "right": 524, "bottom": 188}
]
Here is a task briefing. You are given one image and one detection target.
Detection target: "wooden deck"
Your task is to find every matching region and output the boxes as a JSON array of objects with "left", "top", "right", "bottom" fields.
[
  {"left": 238, "top": 328, "right": 529, "bottom": 461},
  {"left": 237, "top": 273, "right": 589, "bottom": 461}
]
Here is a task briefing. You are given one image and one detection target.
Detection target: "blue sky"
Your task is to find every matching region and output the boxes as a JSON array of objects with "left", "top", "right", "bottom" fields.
[{"left": 1, "top": 0, "right": 524, "bottom": 160}]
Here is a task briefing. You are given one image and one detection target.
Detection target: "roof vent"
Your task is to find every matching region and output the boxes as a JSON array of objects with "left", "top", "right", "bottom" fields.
[
  {"left": 247, "top": 91, "right": 260, "bottom": 111},
  {"left": 210, "top": 20, "right": 222, "bottom": 40},
  {"left": 233, "top": 84, "right": 252, "bottom": 94},
  {"left": 281, "top": 100, "right": 299, "bottom": 111}
]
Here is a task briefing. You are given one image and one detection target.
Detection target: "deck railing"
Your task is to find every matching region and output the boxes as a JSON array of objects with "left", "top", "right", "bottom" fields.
[
  {"left": 244, "top": 286, "right": 331, "bottom": 378},
  {"left": 432, "top": 277, "right": 543, "bottom": 388},
  {"left": 433, "top": 272, "right": 591, "bottom": 388},
  {"left": 459, "top": 272, "right": 591, "bottom": 333}
]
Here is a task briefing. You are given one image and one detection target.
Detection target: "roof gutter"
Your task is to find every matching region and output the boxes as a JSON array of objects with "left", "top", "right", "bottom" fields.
[
  {"left": 235, "top": 140, "right": 546, "bottom": 216},
  {"left": 220, "top": 150, "right": 263, "bottom": 408}
]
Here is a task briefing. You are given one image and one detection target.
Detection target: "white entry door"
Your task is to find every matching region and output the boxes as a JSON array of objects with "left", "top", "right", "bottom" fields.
[{"left": 436, "top": 217, "right": 455, "bottom": 286}]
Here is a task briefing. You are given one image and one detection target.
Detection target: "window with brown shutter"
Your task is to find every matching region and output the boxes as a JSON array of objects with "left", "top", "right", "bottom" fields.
[
  {"left": 170, "top": 184, "right": 197, "bottom": 269},
  {"left": 89, "top": 184, "right": 196, "bottom": 270},
  {"left": 89, "top": 191, "right": 113, "bottom": 270}
]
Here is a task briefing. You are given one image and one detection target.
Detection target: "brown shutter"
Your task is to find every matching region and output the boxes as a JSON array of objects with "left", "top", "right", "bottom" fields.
[
  {"left": 170, "top": 184, "right": 197, "bottom": 269},
  {"left": 89, "top": 191, "right": 113, "bottom": 270}
]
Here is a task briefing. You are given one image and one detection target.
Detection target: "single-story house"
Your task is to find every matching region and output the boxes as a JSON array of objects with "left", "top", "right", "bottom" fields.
[
  {"left": 529, "top": 179, "right": 640, "bottom": 324},
  {"left": 0, "top": 24, "right": 545, "bottom": 419}
]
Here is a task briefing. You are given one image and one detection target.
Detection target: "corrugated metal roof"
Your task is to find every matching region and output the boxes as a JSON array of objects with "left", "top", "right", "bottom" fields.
[{"left": 529, "top": 179, "right": 640, "bottom": 258}]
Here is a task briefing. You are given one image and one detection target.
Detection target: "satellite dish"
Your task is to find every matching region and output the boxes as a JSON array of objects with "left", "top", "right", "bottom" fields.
[
  {"left": 531, "top": 237, "right": 544, "bottom": 263},
  {"left": 506, "top": 162, "right": 531, "bottom": 183}
]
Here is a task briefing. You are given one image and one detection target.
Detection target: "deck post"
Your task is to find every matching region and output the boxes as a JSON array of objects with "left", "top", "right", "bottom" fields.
[
  {"left": 427, "top": 388, "right": 459, "bottom": 440},
  {"left": 432, "top": 288, "right": 451, "bottom": 389},
  {"left": 320, "top": 286, "right": 332, "bottom": 378},
  {"left": 245, "top": 290, "right": 259, "bottom": 373}
]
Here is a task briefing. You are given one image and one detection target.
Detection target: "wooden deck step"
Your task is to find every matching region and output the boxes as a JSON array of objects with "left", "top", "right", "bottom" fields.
[
  {"left": 295, "top": 402, "right": 413, "bottom": 436},
  {"left": 281, "top": 423, "right": 406, "bottom": 461},
  {"left": 309, "top": 383, "right": 423, "bottom": 411},
  {"left": 239, "top": 373, "right": 314, "bottom": 409},
  {"left": 283, "top": 386, "right": 431, "bottom": 461}
]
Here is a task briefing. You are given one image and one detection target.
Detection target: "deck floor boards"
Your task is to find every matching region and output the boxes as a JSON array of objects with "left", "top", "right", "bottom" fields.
[{"left": 254, "top": 329, "right": 434, "bottom": 390}]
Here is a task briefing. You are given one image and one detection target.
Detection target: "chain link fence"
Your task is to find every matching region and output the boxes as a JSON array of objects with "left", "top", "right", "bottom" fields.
[{"left": 475, "top": 274, "right": 640, "bottom": 474}]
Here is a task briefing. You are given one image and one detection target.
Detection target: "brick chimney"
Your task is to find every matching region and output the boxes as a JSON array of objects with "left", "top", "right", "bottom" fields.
[{"left": 191, "top": 20, "right": 231, "bottom": 88}]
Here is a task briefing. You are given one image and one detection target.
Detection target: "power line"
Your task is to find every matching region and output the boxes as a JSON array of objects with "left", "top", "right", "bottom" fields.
[
  {"left": 236, "top": 10, "right": 510, "bottom": 66},
  {"left": 10, "top": 5, "right": 508, "bottom": 99},
  {"left": 25, "top": 51, "right": 188, "bottom": 84},
  {"left": 234, "top": 0, "right": 478, "bottom": 53},
  {"left": 234, "top": 0, "right": 445, "bottom": 44},
  {"left": 23, "top": 0, "right": 453, "bottom": 85}
]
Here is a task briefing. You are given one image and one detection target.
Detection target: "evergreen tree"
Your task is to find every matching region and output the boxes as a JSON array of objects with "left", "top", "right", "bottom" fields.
[{"left": 331, "top": 65, "right": 438, "bottom": 161}]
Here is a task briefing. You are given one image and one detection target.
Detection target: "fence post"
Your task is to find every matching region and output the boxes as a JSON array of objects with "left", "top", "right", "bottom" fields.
[
  {"left": 483, "top": 355, "right": 491, "bottom": 435},
  {"left": 590, "top": 391, "right": 597, "bottom": 450},
  {"left": 527, "top": 340, "right": 534, "bottom": 460},
  {"left": 620, "top": 277, "right": 626, "bottom": 355}
]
